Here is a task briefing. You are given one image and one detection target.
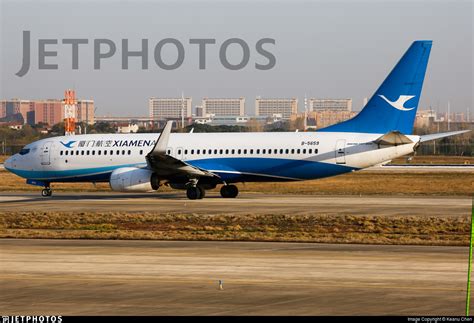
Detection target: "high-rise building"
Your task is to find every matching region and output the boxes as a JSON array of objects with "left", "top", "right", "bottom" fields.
[
  {"left": 149, "top": 97, "right": 192, "bottom": 120},
  {"left": 0, "top": 98, "right": 94, "bottom": 126},
  {"left": 302, "top": 110, "right": 357, "bottom": 129},
  {"left": 76, "top": 100, "right": 95, "bottom": 125},
  {"left": 202, "top": 98, "right": 245, "bottom": 116},
  {"left": 0, "top": 99, "right": 35, "bottom": 124},
  {"left": 310, "top": 98, "right": 352, "bottom": 112},
  {"left": 255, "top": 98, "right": 298, "bottom": 119},
  {"left": 34, "top": 100, "right": 64, "bottom": 125}
]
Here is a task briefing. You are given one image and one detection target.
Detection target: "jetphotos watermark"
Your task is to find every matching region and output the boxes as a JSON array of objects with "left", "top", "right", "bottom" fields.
[
  {"left": 16, "top": 31, "right": 276, "bottom": 77},
  {"left": 2, "top": 316, "right": 62, "bottom": 323}
]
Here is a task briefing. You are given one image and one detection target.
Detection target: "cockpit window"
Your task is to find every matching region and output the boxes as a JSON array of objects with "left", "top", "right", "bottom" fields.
[{"left": 19, "top": 148, "right": 30, "bottom": 155}]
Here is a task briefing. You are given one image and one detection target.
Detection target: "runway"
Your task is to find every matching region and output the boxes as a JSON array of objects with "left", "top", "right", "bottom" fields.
[
  {"left": 0, "top": 239, "right": 468, "bottom": 315},
  {"left": 0, "top": 192, "right": 470, "bottom": 217}
]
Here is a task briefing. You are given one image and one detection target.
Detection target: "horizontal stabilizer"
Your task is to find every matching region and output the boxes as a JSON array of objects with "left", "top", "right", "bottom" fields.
[
  {"left": 420, "top": 130, "right": 471, "bottom": 143},
  {"left": 374, "top": 131, "right": 414, "bottom": 146}
]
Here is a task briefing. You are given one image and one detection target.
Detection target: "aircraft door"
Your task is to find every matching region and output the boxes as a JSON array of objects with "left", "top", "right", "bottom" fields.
[
  {"left": 41, "top": 141, "right": 53, "bottom": 166},
  {"left": 335, "top": 139, "right": 346, "bottom": 164}
]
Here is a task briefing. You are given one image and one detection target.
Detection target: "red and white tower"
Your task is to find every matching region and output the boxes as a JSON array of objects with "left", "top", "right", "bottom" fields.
[{"left": 64, "top": 89, "right": 77, "bottom": 135}]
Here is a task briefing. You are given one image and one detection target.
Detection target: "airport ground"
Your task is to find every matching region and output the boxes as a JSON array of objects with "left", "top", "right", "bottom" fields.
[
  {"left": 0, "top": 155, "right": 472, "bottom": 315},
  {"left": 0, "top": 239, "right": 470, "bottom": 315}
]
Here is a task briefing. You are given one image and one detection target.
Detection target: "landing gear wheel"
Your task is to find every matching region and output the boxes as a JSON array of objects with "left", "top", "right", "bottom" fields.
[
  {"left": 197, "top": 186, "right": 205, "bottom": 199},
  {"left": 41, "top": 188, "right": 52, "bottom": 197},
  {"left": 186, "top": 186, "right": 202, "bottom": 200},
  {"left": 220, "top": 185, "right": 238, "bottom": 198}
]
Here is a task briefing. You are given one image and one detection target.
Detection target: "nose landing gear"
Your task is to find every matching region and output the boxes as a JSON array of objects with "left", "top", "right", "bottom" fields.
[{"left": 41, "top": 187, "right": 52, "bottom": 197}]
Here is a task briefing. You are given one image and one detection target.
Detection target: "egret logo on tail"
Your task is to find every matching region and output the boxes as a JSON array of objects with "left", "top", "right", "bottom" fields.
[{"left": 378, "top": 95, "right": 416, "bottom": 111}]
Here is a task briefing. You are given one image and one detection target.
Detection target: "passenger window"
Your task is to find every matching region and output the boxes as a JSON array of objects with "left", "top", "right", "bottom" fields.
[
  {"left": 60, "top": 151, "right": 63, "bottom": 156},
  {"left": 117, "top": 150, "right": 120, "bottom": 155},
  {"left": 238, "top": 149, "right": 241, "bottom": 154},
  {"left": 178, "top": 149, "right": 182, "bottom": 155},
  {"left": 128, "top": 150, "right": 131, "bottom": 155},
  {"left": 214, "top": 149, "right": 218, "bottom": 154},
  {"left": 262, "top": 149, "right": 266, "bottom": 154},
  {"left": 309, "top": 149, "right": 312, "bottom": 154},
  {"left": 140, "top": 150, "right": 143, "bottom": 155},
  {"left": 98, "top": 150, "right": 101, "bottom": 155},
  {"left": 191, "top": 149, "right": 194, "bottom": 155},
  {"left": 274, "top": 149, "right": 277, "bottom": 154},
  {"left": 257, "top": 149, "right": 260, "bottom": 154},
  {"left": 184, "top": 149, "right": 188, "bottom": 155},
  {"left": 250, "top": 149, "right": 253, "bottom": 154},
  {"left": 81, "top": 151, "right": 84, "bottom": 155},
  {"left": 297, "top": 149, "right": 301, "bottom": 154},
  {"left": 76, "top": 151, "right": 79, "bottom": 155},
  {"left": 219, "top": 149, "right": 223, "bottom": 154},
  {"left": 105, "top": 150, "right": 108, "bottom": 155},
  {"left": 197, "top": 149, "right": 200, "bottom": 154},
  {"left": 243, "top": 149, "right": 247, "bottom": 154},
  {"left": 279, "top": 149, "right": 283, "bottom": 154},
  {"left": 291, "top": 149, "right": 295, "bottom": 154},
  {"left": 303, "top": 149, "right": 306, "bottom": 154},
  {"left": 92, "top": 151, "right": 95, "bottom": 155},
  {"left": 225, "top": 149, "right": 229, "bottom": 154},
  {"left": 285, "top": 149, "right": 289, "bottom": 154},
  {"left": 86, "top": 151, "right": 90, "bottom": 155},
  {"left": 231, "top": 149, "right": 235, "bottom": 154},
  {"left": 315, "top": 149, "right": 318, "bottom": 154}
]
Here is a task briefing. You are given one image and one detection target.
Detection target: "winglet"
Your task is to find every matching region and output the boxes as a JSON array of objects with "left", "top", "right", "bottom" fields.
[{"left": 150, "top": 121, "right": 173, "bottom": 155}]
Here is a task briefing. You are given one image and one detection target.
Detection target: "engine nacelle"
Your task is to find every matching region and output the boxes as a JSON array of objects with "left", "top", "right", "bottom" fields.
[{"left": 109, "top": 167, "right": 159, "bottom": 192}]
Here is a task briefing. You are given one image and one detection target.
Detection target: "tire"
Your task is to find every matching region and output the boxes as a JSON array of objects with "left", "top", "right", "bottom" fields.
[
  {"left": 186, "top": 187, "right": 201, "bottom": 200},
  {"left": 197, "top": 186, "right": 205, "bottom": 199},
  {"left": 220, "top": 185, "right": 238, "bottom": 198},
  {"left": 41, "top": 189, "right": 52, "bottom": 197}
]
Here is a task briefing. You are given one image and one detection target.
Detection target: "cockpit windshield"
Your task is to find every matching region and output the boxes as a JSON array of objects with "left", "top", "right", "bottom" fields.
[{"left": 19, "top": 148, "right": 30, "bottom": 155}]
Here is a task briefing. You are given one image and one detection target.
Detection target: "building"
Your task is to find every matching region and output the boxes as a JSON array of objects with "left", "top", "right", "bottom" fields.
[
  {"left": 301, "top": 110, "right": 357, "bottom": 129},
  {"left": 34, "top": 100, "right": 64, "bottom": 125},
  {"left": 116, "top": 123, "right": 139, "bottom": 133},
  {"left": 0, "top": 98, "right": 95, "bottom": 126},
  {"left": 76, "top": 100, "right": 95, "bottom": 125},
  {"left": 0, "top": 99, "right": 35, "bottom": 125},
  {"left": 202, "top": 98, "right": 245, "bottom": 117},
  {"left": 414, "top": 109, "right": 438, "bottom": 128},
  {"left": 310, "top": 98, "right": 352, "bottom": 112},
  {"left": 149, "top": 97, "right": 192, "bottom": 120},
  {"left": 255, "top": 98, "right": 298, "bottom": 119}
]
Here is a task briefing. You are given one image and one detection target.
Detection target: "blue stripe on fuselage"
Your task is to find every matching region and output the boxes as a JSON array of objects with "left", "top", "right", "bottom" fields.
[{"left": 9, "top": 158, "right": 357, "bottom": 183}]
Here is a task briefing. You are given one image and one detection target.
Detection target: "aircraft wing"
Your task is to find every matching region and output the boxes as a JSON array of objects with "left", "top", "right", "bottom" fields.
[
  {"left": 146, "top": 121, "right": 220, "bottom": 178},
  {"left": 419, "top": 130, "right": 471, "bottom": 143}
]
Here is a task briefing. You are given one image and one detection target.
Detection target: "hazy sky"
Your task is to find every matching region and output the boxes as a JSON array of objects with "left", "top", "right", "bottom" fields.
[{"left": 0, "top": 0, "right": 472, "bottom": 116}]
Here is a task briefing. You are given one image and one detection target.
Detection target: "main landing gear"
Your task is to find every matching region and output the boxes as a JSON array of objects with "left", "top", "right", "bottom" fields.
[
  {"left": 41, "top": 187, "right": 52, "bottom": 197},
  {"left": 186, "top": 186, "right": 205, "bottom": 200},
  {"left": 184, "top": 184, "right": 239, "bottom": 199},
  {"left": 220, "top": 185, "right": 238, "bottom": 198}
]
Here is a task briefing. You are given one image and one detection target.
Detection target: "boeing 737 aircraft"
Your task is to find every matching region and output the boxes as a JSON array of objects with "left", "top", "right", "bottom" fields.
[{"left": 4, "top": 40, "right": 470, "bottom": 199}]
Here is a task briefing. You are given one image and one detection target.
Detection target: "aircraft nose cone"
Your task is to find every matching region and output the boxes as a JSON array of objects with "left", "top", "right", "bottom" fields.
[{"left": 4, "top": 156, "right": 13, "bottom": 171}]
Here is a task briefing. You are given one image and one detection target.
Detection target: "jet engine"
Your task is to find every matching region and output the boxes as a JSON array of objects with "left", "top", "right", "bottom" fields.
[{"left": 109, "top": 167, "right": 159, "bottom": 192}]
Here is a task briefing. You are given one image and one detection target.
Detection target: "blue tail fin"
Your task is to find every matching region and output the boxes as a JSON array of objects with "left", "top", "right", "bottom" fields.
[{"left": 319, "top": 40, "right": 432, "bottom": 134}]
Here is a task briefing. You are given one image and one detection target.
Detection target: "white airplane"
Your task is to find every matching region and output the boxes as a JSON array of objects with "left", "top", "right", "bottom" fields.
[{"left": 4, "top": 40, "right": 469, "bottom": 199}]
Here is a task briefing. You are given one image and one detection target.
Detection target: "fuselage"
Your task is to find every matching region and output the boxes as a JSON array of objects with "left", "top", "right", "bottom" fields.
[{"left": 5, "top": 131, "right": 419, "bottom": 184}]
